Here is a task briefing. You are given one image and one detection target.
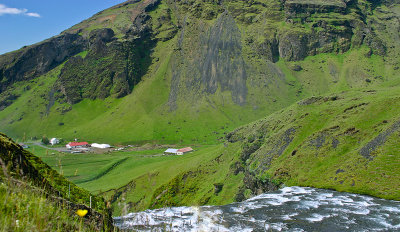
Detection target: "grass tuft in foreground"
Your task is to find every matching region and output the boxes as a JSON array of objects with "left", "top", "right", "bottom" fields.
[{"left": 0, "top": 177, "right": 99, "bottom": 232}]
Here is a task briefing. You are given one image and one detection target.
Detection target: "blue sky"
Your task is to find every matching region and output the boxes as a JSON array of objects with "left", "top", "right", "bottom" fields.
[{"left": 0, "top": 0, "right": 126, "bottom": 55}]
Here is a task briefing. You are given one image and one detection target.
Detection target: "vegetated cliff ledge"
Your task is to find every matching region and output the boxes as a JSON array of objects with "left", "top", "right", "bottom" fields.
[{"left": 0, "top": 133, "right": 114, "bottom": 231}]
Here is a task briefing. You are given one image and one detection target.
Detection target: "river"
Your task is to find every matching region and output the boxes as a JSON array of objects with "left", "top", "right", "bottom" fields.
[{"left": 114, "top": 186, "right": 400, "bottom": 231}]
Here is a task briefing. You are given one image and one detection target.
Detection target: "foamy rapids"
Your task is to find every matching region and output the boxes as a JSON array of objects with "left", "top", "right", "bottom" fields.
[{"left": 114, "top": 186, "right": 400, "bottom": 231}]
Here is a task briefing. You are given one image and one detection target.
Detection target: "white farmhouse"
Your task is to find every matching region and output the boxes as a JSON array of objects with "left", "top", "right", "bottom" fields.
[{"left": 50, "top": 138, "right": 60, "bottom": 145}]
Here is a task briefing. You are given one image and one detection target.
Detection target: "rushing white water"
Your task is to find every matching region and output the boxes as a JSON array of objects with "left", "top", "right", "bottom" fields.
[{"left": 114, "top": 186, "right": 400, "bottom": 231}]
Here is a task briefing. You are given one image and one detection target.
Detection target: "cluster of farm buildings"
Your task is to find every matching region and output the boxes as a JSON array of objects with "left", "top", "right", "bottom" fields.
[
  {"left": 47, "top": 138, "right": 193, "bottom": 155},
  {"left": 65, "top": 142, "right": 111, "bottom": 149}
]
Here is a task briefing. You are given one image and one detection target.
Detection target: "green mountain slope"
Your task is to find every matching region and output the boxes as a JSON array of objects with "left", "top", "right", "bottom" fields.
[
  {"left": 149, "top": 86, "right": 400, "bottom": 209},
  {"left": 0, "top": 133, "right": 114, "bottom": 231},
  {"left": 0, "top": 0, "right": 399, "bottom": 144}
]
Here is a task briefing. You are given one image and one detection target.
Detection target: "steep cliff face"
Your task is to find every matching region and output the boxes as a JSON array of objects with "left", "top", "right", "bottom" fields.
[
  {"left": 251, "top": 0, "right": 392, "bottom": 61},
  {"left": 169, "top": 12, "right": 247, "bottom": 109}
]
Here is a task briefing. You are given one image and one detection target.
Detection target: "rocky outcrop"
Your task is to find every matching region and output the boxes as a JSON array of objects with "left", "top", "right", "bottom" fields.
[
  {"left": 56, "top": 38, "right": 155, "bottom": 104},
  {"left": 276, "top": 0, "right": 362, "bottom": 60},
  {"left": 240, "top": 171, "right": 279, "bottom": 199},
  {"left": 169, "top": 12, "right": 247, "bottom": 109},
  {"left": 283, "top": 0, "right": 349, "bottom": 16},
  {"left": 360, "top": 119, "right": 400, "bottom": 160},
  {"left": 277, "top": 23, "right": 353, "bottom": 60},
  {"left": 245, "top": 0, "right": 391, "bottom": 61},
  {"left": 0, "top": 33, "right": 86, "bottom": 94},
  {"left": 199, "top": 12, "right": 247, "bottom": 105},
  {"left": 54, "top": 0, "right": 159, "bottom": 104}
]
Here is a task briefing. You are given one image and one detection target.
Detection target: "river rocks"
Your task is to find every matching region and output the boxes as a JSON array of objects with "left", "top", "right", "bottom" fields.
[{"left": 242, "top": 171, "right": 279, "bottom": 197}]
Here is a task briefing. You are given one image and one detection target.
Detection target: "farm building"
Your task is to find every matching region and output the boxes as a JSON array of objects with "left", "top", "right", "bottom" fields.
[
  {"left": 164, "top": 148, "right": 178, "bottom": 155},
  {"left": 66, "top": 142, "right": 89, "bottom": 149},
  {"left": 164, "top": 147, "right": 194, "bottom": 155},
  {"left": 50, "top": 138, "right": 60, "bottom": 145},
  {"left": 177, "top": 147, "right": 193, "bottom": 155},
  {"left": 91, "top": 143, "right": 111, "bottom": 149}
]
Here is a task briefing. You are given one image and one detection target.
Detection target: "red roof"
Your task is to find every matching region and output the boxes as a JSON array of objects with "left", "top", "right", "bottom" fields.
[
  {"left": 67, "top": 142, "right": 89, "bottom": 147},
  {"left": 177, "top": 147, "right": 193, "bottom": 153}
]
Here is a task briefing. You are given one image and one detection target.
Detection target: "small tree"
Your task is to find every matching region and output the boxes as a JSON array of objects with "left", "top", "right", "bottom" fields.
[{"left": 42, "top": 136, "right": 49, "bottom": 145}]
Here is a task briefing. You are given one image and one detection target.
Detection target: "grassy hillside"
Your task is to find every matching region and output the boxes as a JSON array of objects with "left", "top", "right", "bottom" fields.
[
  {"left": 226, "top": 85, "right": 400, "bottom": 200},
  {"left": 144, "top": 86, "right": 400, "bottom": 209},
  {"left": 0, "top": 178, "right": 99, "bottom": 231},
  {"left": 0, "top": 133, "right": 114, "bottom": 231}
]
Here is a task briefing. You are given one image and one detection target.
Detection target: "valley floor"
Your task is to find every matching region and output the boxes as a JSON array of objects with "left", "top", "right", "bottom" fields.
[{"left": 26, "top": 143, "right": 232, "bottom": 215}]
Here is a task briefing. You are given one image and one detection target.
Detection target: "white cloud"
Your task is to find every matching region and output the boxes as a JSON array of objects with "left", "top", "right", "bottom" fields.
[
  {"left": 0, "top": 4, "right": 40, "bottom": 17},
  {"left": 26, "top": 12, "right": 41, "bottom": 18}
]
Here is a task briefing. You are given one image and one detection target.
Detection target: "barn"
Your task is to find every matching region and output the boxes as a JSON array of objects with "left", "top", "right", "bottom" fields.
[
  {"left": 66, "top": 142, "right": 89, "bottom": 149},
  {"left": 91, "top": 143, "right": 111, "bottom": 149},
  {"left": 177, "top": 147, "right": 193, "bottom": 155},
  {"left": 164, "top": 148, "right": 178, "bottom": 155}
]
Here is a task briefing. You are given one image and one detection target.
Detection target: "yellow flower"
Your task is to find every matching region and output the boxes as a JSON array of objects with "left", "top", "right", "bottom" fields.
[{"left": 76, "top": 209, "right": 88, "bottom": 217}]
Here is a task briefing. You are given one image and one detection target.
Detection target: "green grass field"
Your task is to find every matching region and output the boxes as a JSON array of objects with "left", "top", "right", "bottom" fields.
[{"left": 26, "top": 144, "right": 228, "bottom": 214}]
